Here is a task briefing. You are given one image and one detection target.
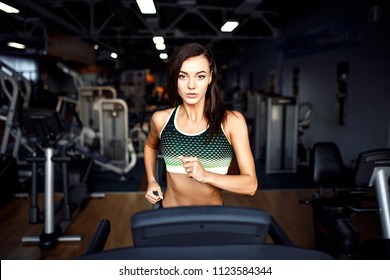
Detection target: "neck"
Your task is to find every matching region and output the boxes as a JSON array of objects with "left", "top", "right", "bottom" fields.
[{"left": 180, "top": 104, "right": 205, "bottom": 123}]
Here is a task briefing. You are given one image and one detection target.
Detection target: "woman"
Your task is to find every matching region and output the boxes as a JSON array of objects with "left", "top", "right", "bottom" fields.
[{"left": 144, "top": 42, "right": 257, "bottom": 207}]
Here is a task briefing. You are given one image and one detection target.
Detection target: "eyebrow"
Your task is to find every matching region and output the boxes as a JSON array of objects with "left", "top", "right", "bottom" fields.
[{"left": 179, "top": 70, "right": 207, "bottom": 75}]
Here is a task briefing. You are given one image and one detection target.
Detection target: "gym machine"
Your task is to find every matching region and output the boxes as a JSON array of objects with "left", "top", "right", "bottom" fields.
[
  {"left": 354, "top": 149, "right": 390, "bottom": 259},
  {"left": 0, "top": 153, "right": 20, "bottom": 207},
  {"left": 307, "top": 142, "right": 359, "bottom": 259},
  {"left": 78, "top": 206, "right": 333, "bottom": 260},
  {"left": 19, "top": 108, "right": 91, "bottom": 250},
  {"left": 265, "top": 96, "right": 298, "bottom": 173},
  {"left": 78, "top": 86, "right": 117, "bottom": 132},
  {"left": 57, "top": 62, "right": 137, "bottom": 178},
  {"left": 95, "top": 98, "right": 137, "bottom": 177},
  {"left": 305, "top": 143, "right": 390, "bottom": 259},
  {"left": 245, "top": 91, "right": 268, "bottom": 161},
  {"left": 0, "top": 61, "right": 33, "bottom": 160},
  {"left": 1, "top": 61, "right": 33, "bottom": 203},
  {"left": 297, "top": 102, "right": 313, "bottom": 166}
]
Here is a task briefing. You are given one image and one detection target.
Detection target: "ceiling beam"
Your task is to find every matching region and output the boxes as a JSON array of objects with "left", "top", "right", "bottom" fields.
[
  {"left": 103, "top": 0, "right": 138, "bottom": 33},
  {"left": 13, "top": 0, "right": 84, "bottom": 36},
  {"left": 13, "top": 0, "right": 116, "bottom": 51}
]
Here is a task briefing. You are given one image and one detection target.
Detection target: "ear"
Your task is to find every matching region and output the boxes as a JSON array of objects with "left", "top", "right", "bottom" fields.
[{"left": 209, "top": 71, "right": 213, "bottom": 84}]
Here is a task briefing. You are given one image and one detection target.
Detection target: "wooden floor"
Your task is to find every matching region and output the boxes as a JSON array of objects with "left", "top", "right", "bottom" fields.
[{"left": 0, "top": 189, "right": 382, "bottom": 260}]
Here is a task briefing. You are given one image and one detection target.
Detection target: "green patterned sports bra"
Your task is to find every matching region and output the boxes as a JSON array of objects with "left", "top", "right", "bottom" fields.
[{"left": 159, "top": 106, "right": 234, "bottom": 175}]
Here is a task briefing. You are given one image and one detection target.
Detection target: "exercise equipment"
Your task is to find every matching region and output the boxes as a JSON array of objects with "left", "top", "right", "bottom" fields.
[
  {"left": 19, "top": 108, "right": 91, "bottom": 250},
  {"left": 305, "top": 142, "right": 359, "bottom": 259},
  {"left": 74, "top": 97, "right": 137, "bottom": 179},
  {"left": 78, "top": 86, "right": 117, "bottom": 132},
  {"left": 83, "top": 219, "right": 111, "bottom": 256},
  {"left": 1, "top": 61, "right": 34, "bottom": 200},
  {"left": 78, "top": 206, "right": 333, "bottom": 260},
  {"left": 132, "top": 206, "right": 271, "bottom": 247},
  {"left": 95, "top": 99, "right": 137, "bottom": 176},
  {"left": 0, "top": 61, "right": 33, "bottom": 160},
  {"left": 354, "top": 149, "right": 390, "bottom": 259},
  {"left": 265, "top": 96, "right": 298, "bottom": 173},
  {"left": 354, "top": 149, "right": 390, "bottom": 237},
  {"left": 245, "top": 91, "right": 268, "bottom": 160},
  {"left": 297, "top": 102, "right": 313, "bottom": 165},
  {"left": 57, "top": 62, "right": 137, "bottom": 178},
  {"left": 79, "top": 243, "right": 333, "bottom": 260},
  {"left": 303, "top": 142, "right": 390, "bottom": 259},
  {"left": 0, "top": 154, "right": 20, "bottom": 207},
  {"left": 143, "top": 204, "right": 293, "bottom": 246}
]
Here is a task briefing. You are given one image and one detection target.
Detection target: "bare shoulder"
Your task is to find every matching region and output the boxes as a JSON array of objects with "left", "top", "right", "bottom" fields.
[
  {"left": 150, "top": 107, "right": 174, "bottom": 131},
  {"left": 225, "top": 110, "right": 246, "bottom": 126},
  {"left": 151, "top": 107, "right": 173, "bottom": 120},
  {"left": 224, "top": 110, "right": 248, "bottom": 137}
]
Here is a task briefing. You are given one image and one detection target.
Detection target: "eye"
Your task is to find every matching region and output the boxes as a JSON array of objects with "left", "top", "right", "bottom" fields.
[
  {"left": 197, "top": 75, "right": 206, "bottom": 80},
  {"left": 178, "top": 74, "right": 187, "bottom": 80}
]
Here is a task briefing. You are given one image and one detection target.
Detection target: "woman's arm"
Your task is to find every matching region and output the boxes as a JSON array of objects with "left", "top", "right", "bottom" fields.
[
  {"left": 144, "top": 111, "right": 165, "bottom": 203},
  {"left": 179, "top": 111, "right": 258, "bottom": 195}
]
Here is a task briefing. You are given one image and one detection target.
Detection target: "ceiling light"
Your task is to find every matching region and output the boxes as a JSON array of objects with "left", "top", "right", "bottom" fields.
[
  {"left": 0, "top": 2, "right": 19, "bottom": 13},
  {"left": 160, "top": 53, "right": 168, "bottom": 60},
  {"left": 155, "top": 43, "right": 166, "bottom": 50},
  {"left": 7, "top": 42, "right": 25, "bottom": 49},
  {"left": 110, "top": 52, "right": 118, "bottom": 59},
  {"left": 94, "top": 44, "right": 99, "bottom": 50},
  {"left": 152, "top": 36, "right": 164, "bottom": 45},
  {"left": 136, "top": 0, "right": 156, "bottom": 14},
  {"left": 220, "top": 21, "right": 239, "bottom": 32}
]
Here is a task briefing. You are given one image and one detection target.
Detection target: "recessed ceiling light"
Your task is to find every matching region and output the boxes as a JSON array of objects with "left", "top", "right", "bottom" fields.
[
  {"left": 152, "top": 36, "right": 164, "bottom": 45},
  {"left": 136, "top": 0, "right": 156, "bottom": 14},
  {"left": 155, "top": 43, "right": 166, "bottom": 50},
  {"left": 0, "top": 2, "right": 19, "bottom": 14},
  {"left": 7, "top": 42, "right": 25, "bottom": 49},
  {"left": 221, "top": 21, "right": 239, "bottom": 32}
]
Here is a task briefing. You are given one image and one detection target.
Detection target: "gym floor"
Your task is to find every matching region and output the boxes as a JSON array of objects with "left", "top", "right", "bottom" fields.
[{"left": 0, "top": 171, "right": 382, "bottom": 259}]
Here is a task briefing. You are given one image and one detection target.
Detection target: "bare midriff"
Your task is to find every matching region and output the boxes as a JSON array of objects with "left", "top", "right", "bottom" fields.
[{"left": 161, "top": 172, "right": 223, "bottom": 207}]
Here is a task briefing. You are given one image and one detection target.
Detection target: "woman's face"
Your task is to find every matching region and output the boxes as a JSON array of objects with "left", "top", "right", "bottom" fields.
[{"left": 177, "top": 55, "right": 212, "bottom": 105}]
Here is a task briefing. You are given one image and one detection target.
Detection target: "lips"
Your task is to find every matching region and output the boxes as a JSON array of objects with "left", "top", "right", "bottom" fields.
[{"left": 186, "top": 92, "right": 197, "bottom": 98}]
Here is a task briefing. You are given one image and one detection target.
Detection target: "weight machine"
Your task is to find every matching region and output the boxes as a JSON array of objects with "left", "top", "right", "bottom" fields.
[
  {"left": 56, "top": 63, "right": 137, "bottom": 178},
  {"left": 265, "top": 96, "right": 298, "bottom": 173}
]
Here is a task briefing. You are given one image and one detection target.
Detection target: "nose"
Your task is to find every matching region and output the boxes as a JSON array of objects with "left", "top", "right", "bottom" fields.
[{"left": 188, "top": 78, "right": 195, "bottom": 89}]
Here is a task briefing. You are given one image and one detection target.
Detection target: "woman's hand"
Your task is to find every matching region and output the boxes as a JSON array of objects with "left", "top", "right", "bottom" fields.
[
  {"left": 179, "top": 156, "right": 207, "bottom": 183},
  {"left": 145, "top": 181, "right": 164, "bottom": 205}
]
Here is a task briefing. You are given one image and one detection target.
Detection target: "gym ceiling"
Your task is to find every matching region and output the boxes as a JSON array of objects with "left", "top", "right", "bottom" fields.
[{"left": 0, "top": 0, "right": 320, "bottom": 70}]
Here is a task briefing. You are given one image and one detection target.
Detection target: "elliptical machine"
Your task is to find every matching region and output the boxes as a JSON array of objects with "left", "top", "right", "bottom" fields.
[{"left": 19, "top": 108, "right": 91, "bottom": 250}]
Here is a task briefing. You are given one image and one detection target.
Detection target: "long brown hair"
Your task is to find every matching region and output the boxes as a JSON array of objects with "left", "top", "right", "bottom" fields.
[{"left": 166, "top": 42, "right": 227, "bottom": 138}]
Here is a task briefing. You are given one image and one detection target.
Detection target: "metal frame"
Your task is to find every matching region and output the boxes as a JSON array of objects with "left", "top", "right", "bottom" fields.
[
  {"left": 265, "top": 96, "right": 298, "bottom": 174},
  {"left": 0, "top": 61, "right": 33, "bottom": 158}
]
